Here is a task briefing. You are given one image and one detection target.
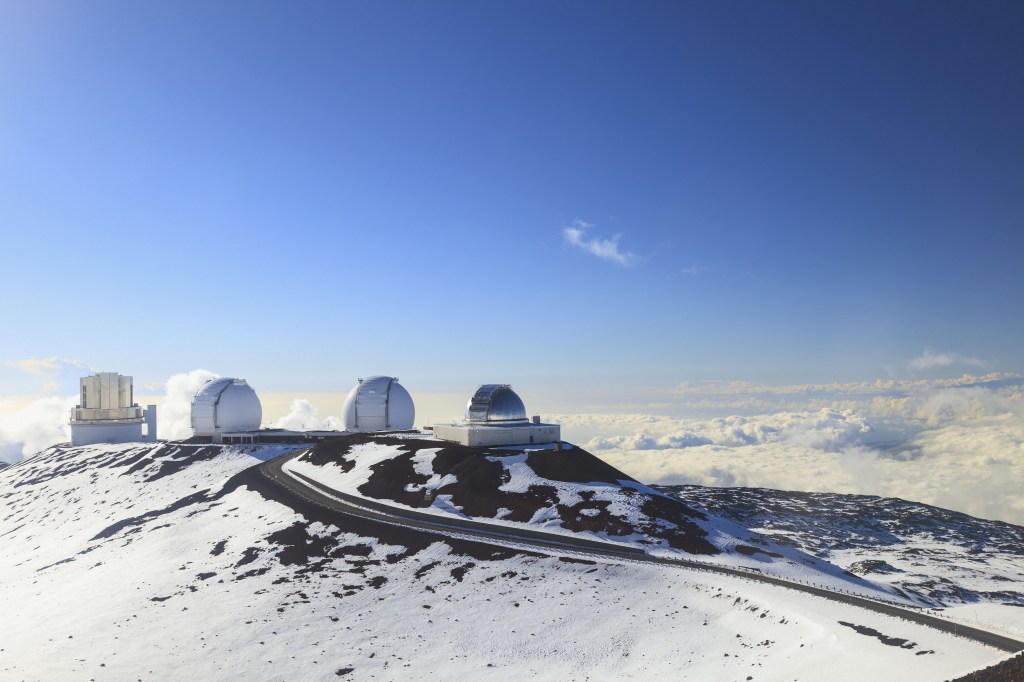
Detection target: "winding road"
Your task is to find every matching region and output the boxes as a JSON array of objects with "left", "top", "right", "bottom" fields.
[{"left": 258, "top": 449, "right": 1024, "bottom": 654}]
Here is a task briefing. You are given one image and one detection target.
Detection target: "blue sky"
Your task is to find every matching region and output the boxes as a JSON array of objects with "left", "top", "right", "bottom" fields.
[{"left": 2, "top": 1, "right": 1022, "bottom": 397}]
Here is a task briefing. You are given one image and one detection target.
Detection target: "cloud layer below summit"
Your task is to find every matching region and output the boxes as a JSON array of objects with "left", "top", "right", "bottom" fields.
[
  {"left": 553, "top": 375, "right": 1024, "bottom": 525},
  {"left": 2, "top": 369, "right": 1021, "bottom": 526}
]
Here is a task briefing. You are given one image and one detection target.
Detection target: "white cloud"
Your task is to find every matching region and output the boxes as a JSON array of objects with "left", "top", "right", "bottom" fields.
[
  {"left": 552, "top": 376, "right": 1024, "bottom": 525},
  {"left": 2, "top": 369, "right": 1022, "bottom": 525},
  {"left": 578, "top": 408, "right": 871, "bottom": 453},
  {"left": 0, "top": 370, "right": 350, "bottom": 461},
  {"left": 159, "top": 369, "right": 219, "bottom": 441},
  {"left": 272, "top": 399, "right": 341, "bottom": 431},
  {"left": 0, "top": 396, "right": 77, "bottom": 463},
  {"left": 4, "top": 356, "right": 87, "bottom": 377},
  {"left": 907, "top": 349, "right": 985, "bottom": 373},
  {"left": 563, "top": 219, "right": 637, "bottom": 266}
]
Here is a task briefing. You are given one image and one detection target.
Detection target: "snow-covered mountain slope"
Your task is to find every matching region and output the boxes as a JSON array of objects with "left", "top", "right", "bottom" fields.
[
  {"left": 0, "top": 441, "right": 1013, "bottom": 681},
  {"left": 663, "top": 485, "right": 1024, "bottom": 607},
  {"left": 283, "top": 434, "right": 898, "bottom": 595}
]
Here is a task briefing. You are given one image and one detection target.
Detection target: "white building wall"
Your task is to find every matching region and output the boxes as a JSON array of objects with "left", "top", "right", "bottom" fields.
[
  {"left": 433, "top": 423, "right": 560, "bottom": 447},
  {"left": 70, "top": 372, "right": 153, "bottom": 445},
  {"left": 144, "top": 405, "right": 157, "bottom": 442},
  {"left": 97, "top": 372, "right": 126, "bottom": 409},
  {"left": 71, "top": 421, "right": 145, "bottom": 446},
  {"left": 78, "top": 373, "right": 137, "bottom": 415}
]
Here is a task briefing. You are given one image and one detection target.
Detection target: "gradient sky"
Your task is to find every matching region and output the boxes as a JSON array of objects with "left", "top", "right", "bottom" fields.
[{"left": 2, "top": 1, "right": 1022, "bottom": 398}]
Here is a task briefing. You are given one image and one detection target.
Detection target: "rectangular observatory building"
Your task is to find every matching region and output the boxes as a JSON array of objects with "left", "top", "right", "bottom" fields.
[
  {"left": 432, "top": 384, "right": 560, "bottom": 447},
  {"left": 70, "top": 372, "right": 157, "bottom": 446},
  {"left": 433, "top": 419, "right": 561, "bottom": 447}
]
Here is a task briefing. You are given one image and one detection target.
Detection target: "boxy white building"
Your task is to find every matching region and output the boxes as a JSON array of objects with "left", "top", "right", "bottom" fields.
[
  {"left": 433, "top": 384, "right": 560, "bottom": 447},
  {"left": 69, "top": 372, "right": 156, "bottom": 446}
]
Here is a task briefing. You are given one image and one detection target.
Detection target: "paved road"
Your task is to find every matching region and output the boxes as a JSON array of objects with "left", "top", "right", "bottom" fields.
[{"left": 259, "top": 450, "right": 1024, "bottom": 654}]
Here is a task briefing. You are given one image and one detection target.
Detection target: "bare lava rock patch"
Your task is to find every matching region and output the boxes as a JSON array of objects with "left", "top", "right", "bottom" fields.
[{"left": 297, "top": 434, "right": 719, "bottom": 555}]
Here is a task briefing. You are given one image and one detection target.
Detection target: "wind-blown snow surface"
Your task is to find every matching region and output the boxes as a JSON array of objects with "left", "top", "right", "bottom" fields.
[
  {"left": 662, "top": 485, "right": 1024, "bottom": 637},
  {"left": 0, "top": 441, "right": 1008, "bottom": 680}
]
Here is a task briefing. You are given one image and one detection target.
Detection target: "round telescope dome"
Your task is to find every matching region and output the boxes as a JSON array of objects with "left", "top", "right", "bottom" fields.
[
  {"left": 190, "top": 378, "right": 262, "bottom": 436},
  {"left": 342, "top": 376, "right": 415, "bottom": 432},
  {"left": 465, "top": 384, "right": 528, "bottom": 423}
]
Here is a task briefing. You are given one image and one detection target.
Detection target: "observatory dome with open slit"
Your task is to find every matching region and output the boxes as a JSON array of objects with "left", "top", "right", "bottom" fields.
[
  {"left": 190, "top": 378, "right": 262, "bottom": 436},
  {"left": 465, "top": 384, "right": 528, "bottom": 423},
  {"left": 342, "top": 376, "right": 415, "bottom": 432}
]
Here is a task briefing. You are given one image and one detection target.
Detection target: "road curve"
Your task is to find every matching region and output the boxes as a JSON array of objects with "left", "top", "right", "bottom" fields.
[{"left": 258, "top": 450, "right": 1024, "bottom": 654}]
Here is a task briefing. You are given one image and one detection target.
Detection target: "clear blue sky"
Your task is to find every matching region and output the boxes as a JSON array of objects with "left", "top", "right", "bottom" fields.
[{"left": 2, "top": 1, "right": 1022, "bottom": 396}]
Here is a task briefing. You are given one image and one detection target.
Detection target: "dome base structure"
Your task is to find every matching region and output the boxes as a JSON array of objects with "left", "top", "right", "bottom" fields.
[
  {"left": 432, "top": 420, "right": 560, "bottom": 447},
  {"left": 71, "top": 420, "right": 146, "bottom": 447},
  {"left": 433, "top": 383, "right": 559, "bottom": 447}
]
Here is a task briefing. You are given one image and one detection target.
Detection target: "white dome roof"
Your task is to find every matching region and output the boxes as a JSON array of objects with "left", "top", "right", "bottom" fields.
[
  {"left": 190, "top": 378, "right": 262, "bottom": 435},
  {"left": 342, "top": 376, "right": 415, "bottom": 432}
]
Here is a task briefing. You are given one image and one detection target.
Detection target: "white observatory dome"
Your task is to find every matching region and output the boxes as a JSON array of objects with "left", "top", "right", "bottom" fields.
[
  {"left": 190, "top": 378, "right": 263, "bottom": 436},
  {"left": 342, "top": 376, "right": 415, "bottom": 432},
  {"left": 465, "top": 384, "right": 528, "bottom": 423}
]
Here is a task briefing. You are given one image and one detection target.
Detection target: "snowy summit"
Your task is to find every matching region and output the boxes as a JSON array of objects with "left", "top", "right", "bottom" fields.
[{"left": 1, "top": 432, "right": 1021, "bottom": 680}]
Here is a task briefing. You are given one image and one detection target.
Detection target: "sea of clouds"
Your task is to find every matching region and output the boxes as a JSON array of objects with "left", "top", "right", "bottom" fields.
[
  {"left": 2, "top": 367, "right": 1021, "bottom": 526},
  {"left": 552, "top": 374, "right": 1024, "bottom": 525}
]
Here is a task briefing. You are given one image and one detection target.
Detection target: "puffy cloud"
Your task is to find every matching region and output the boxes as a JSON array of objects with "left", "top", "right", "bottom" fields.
[
  {"left": 159, "top": 369, "right": 219, "bottom": 441},
  {"left": 907, "top": 349, "right": 985, "bottom": 373},
  {"left": 579, "top": 409, "right": 870, "bottom": 452},
  {"left": 272, "top": 399, "right": 341, "bottom": 431},
  {"left": 0, "top": 366, "right": 219, "bottom": 461},
  {"left": 4, "top": 357, "right": 87, "bottom": 378},
  {"left": 0, "top": 396, "right": 77, "bottom": 463},
  {"left": 563, "top": 219, "right": 637, "bottom": 266},
  {"left": 0, "top": 369, "right": 347, "bottom": 461}
]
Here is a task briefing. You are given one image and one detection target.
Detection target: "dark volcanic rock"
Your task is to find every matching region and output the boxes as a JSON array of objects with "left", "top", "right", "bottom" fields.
[
  {"left": 838, "top": 621, "right": 917, "bottom": 649},
  {"left": 660, "top": 483, "right": 1024, "bottom": 606},
  {"left": 950, "top": 652, "right": 1024, "bottom": 682},
  {"left": 525, "top": 445, "right": 634, "bottom": 486},
  {"left": 302, "top": 434, "right": 720, "bottom": 556},
  {"left": 847, "top": 559, "right": 902, "bottom": 575},
  {"left": 358, "top": 451, "right": 430, "bottom": 507}
]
